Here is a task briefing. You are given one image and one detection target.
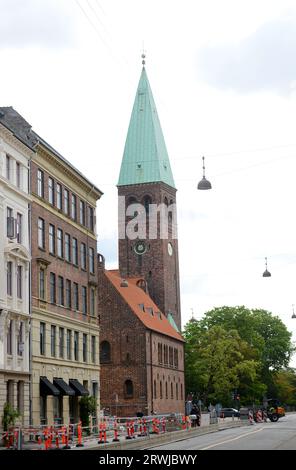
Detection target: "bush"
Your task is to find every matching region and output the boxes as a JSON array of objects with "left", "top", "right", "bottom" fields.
[
  {"left": 2, "top": 402, "right": 20, "bottom": 431},
  {"left": 79, "top": 396, "right": 97, "bottom": 431}
]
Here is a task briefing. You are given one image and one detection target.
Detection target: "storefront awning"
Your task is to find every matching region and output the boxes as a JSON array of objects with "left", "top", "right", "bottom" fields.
[
  {"left": 69, "top": 379, "right": 89, "bottom": 396},
  {"left": 40, "top": 377, "right": 60, "bottom": 396},
  {"left": 53, "top": 378, "right": 75, "bottom": 396}
]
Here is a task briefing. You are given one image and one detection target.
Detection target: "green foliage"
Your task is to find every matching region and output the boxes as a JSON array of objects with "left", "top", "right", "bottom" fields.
[
  {"left": 184, "top": 306, "right": 295, "bottom": 406},
  {"left": 79, "top": 396, "right": 97, "bottom": 429},
  {"left": 2, "top": 403, "right": 20, "bottom": 431}
]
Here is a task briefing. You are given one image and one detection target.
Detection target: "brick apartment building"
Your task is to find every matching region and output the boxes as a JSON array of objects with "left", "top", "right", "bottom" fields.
[
  {"left": 99, "top": 64, "right": 185, "bottom": 416},
  {"left": 30, "top": 130, "right": 102, "bottom": 426}
]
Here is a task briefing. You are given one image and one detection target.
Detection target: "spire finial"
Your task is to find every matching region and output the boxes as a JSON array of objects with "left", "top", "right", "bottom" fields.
[
  {"left": 292, "top": 304, "right": 296, "bottom": 319},
  {"left": 141, "top": 52, "right": 146, "bottom": 67}
]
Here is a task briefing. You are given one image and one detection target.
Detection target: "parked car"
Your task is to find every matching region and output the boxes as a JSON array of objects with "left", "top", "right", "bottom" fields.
[{"left": 220, "top": 408, "right": 240, "bottom": 417}]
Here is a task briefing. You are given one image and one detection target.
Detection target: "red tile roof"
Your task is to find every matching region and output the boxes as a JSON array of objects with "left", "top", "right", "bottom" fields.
[{"left": 105, "top": 270, "right": 184, "bottom": 342}]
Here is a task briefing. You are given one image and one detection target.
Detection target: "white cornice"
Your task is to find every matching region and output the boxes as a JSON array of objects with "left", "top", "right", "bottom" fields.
[
  {"left": 0, "top": 124, "right": 35, "bottom": 159},
  {"left": 0, "top": 175, "right": 32, "bottom": 202}
]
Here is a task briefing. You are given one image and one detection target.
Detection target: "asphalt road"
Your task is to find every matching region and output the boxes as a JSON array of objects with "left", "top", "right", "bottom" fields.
[{"left": 149, "top": 413, "right": 296, "bottom": 450}]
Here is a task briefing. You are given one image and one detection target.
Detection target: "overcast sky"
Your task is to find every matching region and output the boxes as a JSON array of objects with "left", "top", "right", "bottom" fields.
[{"left": 1, "top": 0, "right": 296, "bottom": 364}]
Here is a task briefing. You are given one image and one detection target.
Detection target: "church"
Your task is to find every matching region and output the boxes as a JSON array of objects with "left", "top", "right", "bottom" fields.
[{"left": 98, "top": 59, "right": 185, "bottom": 417}]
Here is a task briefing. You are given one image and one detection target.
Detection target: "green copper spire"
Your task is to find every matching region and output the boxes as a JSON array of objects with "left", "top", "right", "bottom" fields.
[{"left": 118, "top": 66, "right": 175, "bottom": 188}]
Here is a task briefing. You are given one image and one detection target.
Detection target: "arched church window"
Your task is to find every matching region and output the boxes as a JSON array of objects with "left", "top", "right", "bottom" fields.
[
  {"left": 124, "top": 379, "right": 133, "bottom": 397},
  {"left": 143, "top": 195, "right": 152, "bottom": 214},
  {"left": 100, "top": 341, "right": 111, "bottom": 363}
]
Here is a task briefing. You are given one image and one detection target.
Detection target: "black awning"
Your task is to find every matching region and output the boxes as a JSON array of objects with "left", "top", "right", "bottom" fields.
[
  {"left": 40, "top": 377, "right": 60, "bottom": 396},
  {"left": 53, "top": 378, "right": 75, "bottom": 396},
  {"left": 69, "top": 379, "right": 89, "bottom": 396}
]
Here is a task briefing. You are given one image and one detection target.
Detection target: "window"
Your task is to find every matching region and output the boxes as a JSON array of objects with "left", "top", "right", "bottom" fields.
[
  {"left": 169, "top": 347, "right": 173, "bottom": 367},
  {"left": 58, "top": 276, "right": 64, "bottom": 306},
  {"left": 65, "top": 233, "right": 71, "bottom": 262},
  {"left": 17, "top": 266, "right": 22, "bottom": 299},
  {"left": 16, "top": 162, "right": 21, "bottom": 188},
  {"left": 59, "top": 328, "right": 64, "bottom": 358},
  {"left": 66, "top": 280, "right": 71, "bottom": 309},
  {"left": 38, "top": 218, "right": 45, "bottom": 249},
  {"left": 100, "top": 341, "right": 111, "bottom": 363},
  {"left": 171, "top": 383, "right": 173, "bottom": 399},
  {"left": 50, "top": 273, "right": 56, "bottom": 303},
  {"left": 143, "top": 195, "right": 152, "bottom": 214},
  {"left": 91, "top": 336, "right": 96, "bottom": 363},
  {"left": 154, "top": 380, "right": 157, "bottom": 399},
  {"left": 83, "top": 334, "right": 87, "bottom": 362},
  {"left": 164, "top": 345, "right": 168, "bottom": 365},
  {"left": 90, "top": 288, "right": 95, "bottom": 316},
  {"left": 64, "top": 189, "right": 69, "bottom": 215},
  {"left": 49, "top": 224, "right": 55, "bottom": 255},
  {"left": 71, "top": 194, "right": 77, "bottom": 220},
  {"left": 81, "top": 243, "right": 86, "bottom": 270},
  {"left": 89, "top": 247, "right": 95, "bottom": 274},
  {"left": 37, "top": 169, "right": 44, "bottom": 197},
  {"left": 82, "top": 286, "right": 87, "bottom": 314},
  {"left": 16, "top": 213, "right": 22, "bottom": 243},
  {"left": 6, "top": 155, "right": 11, "bottom": 180},
  {"left": 80, "top": 200, "right": 85, "bottom": 225},
  {"left": 73, "top": 283, "right": 79, "bottom": 311},
  {"left": 92, "top": 382, "right": 98, "bottom": 398},
  {"left": 176, "top": 383, "right": 178, "bottom": 400},
  {"left": 40, "top": 322, "right": 46, "bottom": 355},
  {"left": 160, "top": 381, "right": 163, "bottom": 399},
  {"left": 72, "top": 238, "right": 78, "bottom": 265},
  {"left": 57, "top": 229, "right": 63, "bottom": 258},
  {"left": 165, "top": 382, "right": 168, "bottom": 399},
  {"left": 51, "top": 325, "right": 56, "bottom": 357},
  {"left": 56, "top": 183, "right": 62, "bottom": 210},
  {"left": 181, "top": 383, "right": 183, "bottom": 400},
  {"left": 39, "top": 269, "right": 45, "bottom": 300},
  {"left": 89, "top": 207, "right": 94, "bottom": 231},
  {"left": 124, "top": 380, "right": 133, "bottom": 398},
  {"left": 7, "top": 261, "right": 12, "bottom": 296},
  {"left": 7, "top": 207, "right": 14, "bottom": 238},
  {"left": 158, "top": 343, "right": 163, "bottom": 364},
  {"left": 74, "top": 331, "right": 79, "bottom": 361},
  {"left": 7, "top": 321, "right": 12, "bottom": 355},
  {"left": 67, "top": 329, "right": 72, "bottom": 360},
  {"left": 174, "top": 348, "right": 179, "bottom": 368},
  {"left": 48, "top": 177, "right": 54, "bottom": 205}
]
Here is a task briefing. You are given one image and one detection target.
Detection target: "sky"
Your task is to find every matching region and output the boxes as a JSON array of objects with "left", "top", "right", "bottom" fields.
[{"left": 1, "top": 0, "right": 296, "bottom": 363}]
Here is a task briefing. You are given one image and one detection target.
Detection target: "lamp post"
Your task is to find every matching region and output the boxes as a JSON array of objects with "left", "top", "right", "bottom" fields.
[{"left": 292, "top": 304, "right": 296, "bottom": 319}]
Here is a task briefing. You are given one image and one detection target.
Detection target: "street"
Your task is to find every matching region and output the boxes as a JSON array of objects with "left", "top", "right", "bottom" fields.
[{"left": 149, "top": 413, "right": 296, "bottom": 450}]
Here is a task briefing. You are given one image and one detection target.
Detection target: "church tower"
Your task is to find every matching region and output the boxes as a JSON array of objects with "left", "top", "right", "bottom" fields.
[{"left": 118, "top": 59, "right": 181, "bottom": 330}]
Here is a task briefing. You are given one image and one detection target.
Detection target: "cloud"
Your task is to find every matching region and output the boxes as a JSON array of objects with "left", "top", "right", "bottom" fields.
[
  {"left": 197, "top": 13, "right": 296, "bottom": 95},
  {"left": 0, "top": 0, "right": 76, "bottom": 48}
]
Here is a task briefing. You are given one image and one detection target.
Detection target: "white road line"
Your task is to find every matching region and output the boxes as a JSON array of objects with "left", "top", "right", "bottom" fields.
[{"left": 199, "top": 427, "right": 264, "bottom": 450}]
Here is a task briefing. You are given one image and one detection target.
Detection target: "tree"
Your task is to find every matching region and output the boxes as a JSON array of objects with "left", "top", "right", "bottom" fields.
[
  {"left": 184, "top": 306, "right": 294, "bottom": 402},
  {"left": 184, "top": 322, "right": 259, "bottom": 405},
  {"left": 200, "top": 306, "right": 294, "bottom": 371},
  {"left": 2, "top": 403, "right": 20, "bottom": 431}
]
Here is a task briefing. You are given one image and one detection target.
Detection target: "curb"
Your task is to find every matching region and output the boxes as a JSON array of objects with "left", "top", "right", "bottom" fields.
[{"left": 81, "top": 421, "right": 247, "bottom": 451}]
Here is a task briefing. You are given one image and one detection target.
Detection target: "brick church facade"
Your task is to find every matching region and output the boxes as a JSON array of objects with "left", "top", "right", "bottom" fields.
[{"left": 99, "top": 63, "right": 185, "bottom": 416}]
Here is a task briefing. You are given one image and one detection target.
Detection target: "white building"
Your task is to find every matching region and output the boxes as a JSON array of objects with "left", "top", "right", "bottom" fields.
[{"left": 0, "top": 108, "right": 35, "bottom": 428}]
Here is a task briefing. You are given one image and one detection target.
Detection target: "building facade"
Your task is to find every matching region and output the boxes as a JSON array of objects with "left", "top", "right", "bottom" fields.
[
  {"left": 99, "top": 64, "right": 185, "bottom": 416},
  {"left": 30, "top": 134, "right": 102, "bottom": 426},
  {"left": 0, "top": 108, "right": 34, "bottom": 428}
]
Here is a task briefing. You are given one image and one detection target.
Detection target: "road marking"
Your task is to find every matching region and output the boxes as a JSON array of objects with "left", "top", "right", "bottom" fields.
[{"left": 200, "top": 427, "right": 264, "bottom": 450}]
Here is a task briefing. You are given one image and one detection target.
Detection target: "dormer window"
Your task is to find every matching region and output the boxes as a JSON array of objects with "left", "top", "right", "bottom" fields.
[{"left": 138, "top": 303, "right": 145, "bottom": 312}]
